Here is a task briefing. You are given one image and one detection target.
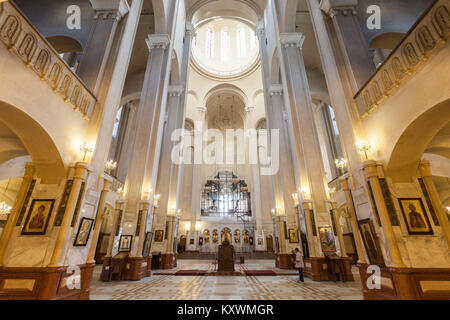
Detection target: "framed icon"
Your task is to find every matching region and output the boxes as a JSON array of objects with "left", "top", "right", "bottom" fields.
[
  {"left": 318, "top": 226, "right": 336, "bottom": 253},
  {"left": 73, "top": 217, "right": 94, "bottom": 246},
  {"left": 358, "top": 219, "right": 385, "bottom": 267},
  {"left": 21, "top": 199, "right": 55, "bottom": 235},
  {"left": 154, "top": 230, "right": 164, "bottom": 242},
  {"left": 398, "top": 198, "right": 433, "bottom": 235},
  {"left": 288, "top": 229, "right": 299, "bottom": 243},
  {"left": 142, "top": 232, "right": 153, "bottom": 257},
  {"left": 119, "top": 235, "right": 132, "bottom": 252}
]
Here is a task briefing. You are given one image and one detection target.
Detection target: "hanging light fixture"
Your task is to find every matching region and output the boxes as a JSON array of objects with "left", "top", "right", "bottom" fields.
[{"left": 0, "top": 202, "right": 11, "bottom": 215}]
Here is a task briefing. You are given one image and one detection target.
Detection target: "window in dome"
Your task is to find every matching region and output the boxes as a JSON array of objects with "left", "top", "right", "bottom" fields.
[
  {"left": 238, "top": 28, "right": 246, "bottom": 57},
  {"left": 221, "top": 30, "right": 230, "bottom": 61},
  {"left": 205, "top": 27, "right": 214, "bottom": 57}
]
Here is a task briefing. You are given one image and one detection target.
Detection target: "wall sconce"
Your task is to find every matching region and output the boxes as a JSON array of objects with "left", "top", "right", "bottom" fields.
[
  {"left": 186, "top": 222, "right": 191, "bottom": 230},
  {"left": 80, "top": 142, "right": 93, "bottom": 161},
  {"left": 335, "top": 158, "right": 347, "bottom": 175},
  {"left": 356, "top": 140, "right": 372, "bottom": 160},
  {"left": 196, "top": 222, "right": 201, "bottom": 231},
  {"left": 0, "top": 202, "right": 12, "bottom": 215},
  {"left": 143, "top": 188, "right": 152, "bottom": 201},
  {"left": 299, "top": 187, "right": 311, "bottom": 200},
  {"left": 117, "top": 187, "right": 124, "bottom": 194},
  {"left": 291, "top": 193, "right": 299, "bottom": 207},
  {"left": 153, "top": 194, "right": 160, "bottom": 208},
  {"left": 106, "top": 160, "right": 117, "bottom": 175}
]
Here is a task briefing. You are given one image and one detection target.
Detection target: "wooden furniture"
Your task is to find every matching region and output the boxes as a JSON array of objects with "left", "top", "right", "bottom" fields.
[
  {"left": 325, "top": 253, "right": 346, "bottom": 282},
  {"left": 151, "top": 252, "right": 162, "bottom": 270},
  {"left": 108, "top": 252, "right": 129, "bottom": 281},
  {"left": 217, "top": 240, "right": 235, "bottom": 272}
]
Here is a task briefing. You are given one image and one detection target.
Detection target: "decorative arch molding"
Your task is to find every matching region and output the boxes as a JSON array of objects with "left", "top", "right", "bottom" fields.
[
  {"left": 387, "top": 98, "right": 450, "bottom": 182},
  {"left": 46, "top": 36, "right": 83, "bottom": 54},
  {"left": 0, "top": 101, "right": 65, "bottom": 183},
  {"left": 204, "top": 83, "right": 249, "bottom": 109},
  {"left": 187, "top": 0, "right": 263, "bottom": 24}
]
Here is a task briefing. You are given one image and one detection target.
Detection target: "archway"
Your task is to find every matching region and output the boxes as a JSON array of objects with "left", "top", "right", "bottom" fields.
[
  {"left": 0, "top": 101, "right": 65, "bottom": 183},
  {"left": 387, "top": 99, "right": 450, "bottom": 182}
]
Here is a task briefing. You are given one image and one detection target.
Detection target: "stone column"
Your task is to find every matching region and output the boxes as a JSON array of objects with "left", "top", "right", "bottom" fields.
[
  {"left": 340, "top": 175, "right": 367, "bottom": 264},
  {"left": 87, "top": 176, "right": 112, "bottom": 264},
  {"left": 105, "top": 200, "right": 126, "bottom": 258},
  {"left": 419, "top": 160, "right": 450, "bottom": 249},
  {"left": 77, "top": 0, "right": 130, "bottom": 93},
  {"left": 302, "top": 201, "right": 317, "bottom": 258},
  {"left": 320, "top": 0, "right": 375, "bottom": 94},
  {"left": 162, "top": 214, "right": 177, "bottom": 268},
  {"left": 48, "top": 163, "right": 91, "bottom": 267},
  {"left": 192, "top": 109, "right": 206, "bottom": 224},
  {"left": 280, "top": 32, "right": 332, "bottom": 243},
  {"left": 0, "top": 163, "right": 35, "bottom": 266},
  {"left": 135, "top": 201, "right": 151, "bottom": 258},
  {"left": 363, "top": 161, "right": 406, "bottom": 268},
  {"left": 306, "top": 0, "right": 365, "bottom": 190},
  {"left": 330, "top": 200, "right": 347, "bottom": 258}
]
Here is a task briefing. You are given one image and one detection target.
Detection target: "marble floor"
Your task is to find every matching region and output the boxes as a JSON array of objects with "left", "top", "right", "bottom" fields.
[{"left": 90, "top": 260, "right": 364, "bottom": 300}]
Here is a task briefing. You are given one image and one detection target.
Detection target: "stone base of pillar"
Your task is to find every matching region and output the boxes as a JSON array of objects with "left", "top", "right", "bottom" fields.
[
  {"left": 0, "top": 264, "right": 95, "bottom": 300},
  {"left": 358, "top": 264, "right": 450, "bottom": 300},
  {"left": 276, "top": 253, "right": 294, "bottom": 269},
  {"left": 161, "top": 253, "right": 177, "bottom": 269},
  {"left": 342, "top": 257, "right": 355, "bottom": 281}
]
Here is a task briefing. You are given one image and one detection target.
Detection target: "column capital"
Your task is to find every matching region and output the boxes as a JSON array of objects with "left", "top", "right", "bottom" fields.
[
  {"left": 74, "top": 162, "right": 92, "bottom": 180},
  {"left": 168, "top": 85, "right": 184, "bottom": 97},
  {"left": 256, "top": 21, "right": 265, "bottom": 36},
  {"left": 186, "top": 23, "right": 196, "bottom": 37},
  {"left": 245, "top": 106, "right": 255, "bottom": 114},
  {"left": 419, "top": 160, "right": 432, "bottom": 178},
  {"left": 362, "top": 160, "right": 378, "bottom": 178},
  {"left": 90, "top": 0, "right": 130, "bottom": 21},
  {"left": 320, "top": 0, "right": 358, "bottom": 17},
  {"left": 269, "top": 84, "right": 283, "bottom": 96},
  {"left": 196, "top": 106, "right": 207, "bottom": 114},
  {"left": 145, "top": 34, "right": 170, "bottom": 51},
  {"left": 280, "top": 33, "right": 305, "bottom": 49}
]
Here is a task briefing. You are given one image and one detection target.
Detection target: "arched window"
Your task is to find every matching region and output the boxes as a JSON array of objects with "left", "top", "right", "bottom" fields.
[
  {"left": 205, "top": 27, "right": 214, "bottom": 57},
  {"left": 238, "top": 28, "right": 246, "bottom": 57},
  {"left": 221, "top": 29, "right": 230, "bottom": 61},
  {"left": 250, "top": 29, "right": 257, "bottom": 50}
]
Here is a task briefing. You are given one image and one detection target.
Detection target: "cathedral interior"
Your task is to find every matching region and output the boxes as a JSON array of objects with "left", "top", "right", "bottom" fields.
[{"left": 0, "top": 0, "right": 449, "bottom": 301}]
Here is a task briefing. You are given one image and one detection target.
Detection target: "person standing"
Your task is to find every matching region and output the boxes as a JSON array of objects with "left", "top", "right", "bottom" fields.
[{"left": 295, "top": 248, "right": 304, "bottom": 282}]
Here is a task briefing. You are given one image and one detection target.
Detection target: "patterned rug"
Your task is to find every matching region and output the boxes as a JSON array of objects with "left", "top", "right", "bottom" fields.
[
  {"left": 244, "top": 270, "right": 277, "bottom": 276},
  {"left": 174, "top": 270, "right": 208, "bottom": 276}
]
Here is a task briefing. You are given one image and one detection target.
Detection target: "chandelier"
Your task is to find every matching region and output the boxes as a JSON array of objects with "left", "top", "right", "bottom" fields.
[{"left": 0, "top": 202, "right": 12, "bottom": 214}]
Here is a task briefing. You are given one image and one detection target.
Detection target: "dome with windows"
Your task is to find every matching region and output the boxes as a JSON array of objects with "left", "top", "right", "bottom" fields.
[{"left": 192, "top": 18, "right": 260, "bottom": 79}]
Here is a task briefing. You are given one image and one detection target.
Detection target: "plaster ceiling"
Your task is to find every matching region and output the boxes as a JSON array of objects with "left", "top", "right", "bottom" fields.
[
  {"left": 0, "top": 122, "right": 28, "bottom": 166},
  {"left": 426, "top": 122, "right": 450, "bottom": 160},
  {"left": 206, "top": 93, "right": 245, "bottom": 130}
]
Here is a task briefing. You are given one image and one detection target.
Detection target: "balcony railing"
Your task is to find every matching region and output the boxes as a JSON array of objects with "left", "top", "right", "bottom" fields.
[
  {"left": 0, "top": 1, "right": 96, "bottom": 120},
  {"left": 354, "top": 0, "right": 449, "bottom": 118}
]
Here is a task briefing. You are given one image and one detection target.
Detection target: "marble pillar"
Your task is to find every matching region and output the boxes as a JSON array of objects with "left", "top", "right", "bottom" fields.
[
  {"left": 77, "top": 0, "right": 130, "bottom": 93},
  {"left": 340, "top": 175, "right": 367, "bottom": 264},
  {"left": 320, "top": 0, "right": 375, "bottom": 95},
  {"left": 363, "top": 161, "right": 406, "bottom": 268},
  {"left": 48, "top": 163, "right": 91, "bottom": 267},
  {"left": 419, "top": 160, "right": 450, "bottom": 249},
  {"left": 0, "top": 163, "right": 35, "bottom": 267}
]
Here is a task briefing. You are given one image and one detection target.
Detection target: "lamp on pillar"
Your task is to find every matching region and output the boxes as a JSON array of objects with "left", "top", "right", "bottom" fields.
[
  {"left": 143, "top": 188, "right": 152, "bottom": 201},
  {"left": 356, "top": 140, "right": 372, "bottom": 160},
  {"left": 0, "top": 202, "right": 11, "bottom": 215},
  {"left": 335, "top": 158, "right": 347, "bottom": 176},
  {"left": 153, "top": 194, "right": 161, "bottom": 208},
  {"left": 291, "top": 193, "right": 299, "bottom": 207},
  {"left": 299, "top": 187, "right": 311, "bottom": 201},
  {"left": 106, "top": 160, "right": 117, "bottom": 175},
  {"left": 80, "top": 142, "right": 94, "bottom": 161}
]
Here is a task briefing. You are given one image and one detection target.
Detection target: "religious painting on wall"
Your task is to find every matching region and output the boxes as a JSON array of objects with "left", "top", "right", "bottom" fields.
[
  {"left": 358, "top": 219, "right": 385, "bottom": 267},
  {"left": 257, "top": 238, "right": 263, "bottom": 246},
  {"left": 21, "top": 199, "right": 55, "bottom": 235},
  {"left": 288, "top": 229, "right": 299, "bottom": 243},
  {"left": 399, "top": 198, "right": 434, "bottom": 235},
  {"left": 154, "top": 230, "right": 164, "bottom": 242},
  {"left": 73, "top": 217, "right": 94, "bottom": 246},
  {"left": 119, "top": 235, "right": 132, "bottom": 252},
  {"left": 142, "top": 232, "right": 153, "bottom": 257},
  {"left": 318, "top": 226, "right": 336, "bottom": 253},
  {"left": 212, "top": 229, "right": 219, "bottom": 244},
  {"left": 204, "top": 229, "right": 210, "bottom": 244}
]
